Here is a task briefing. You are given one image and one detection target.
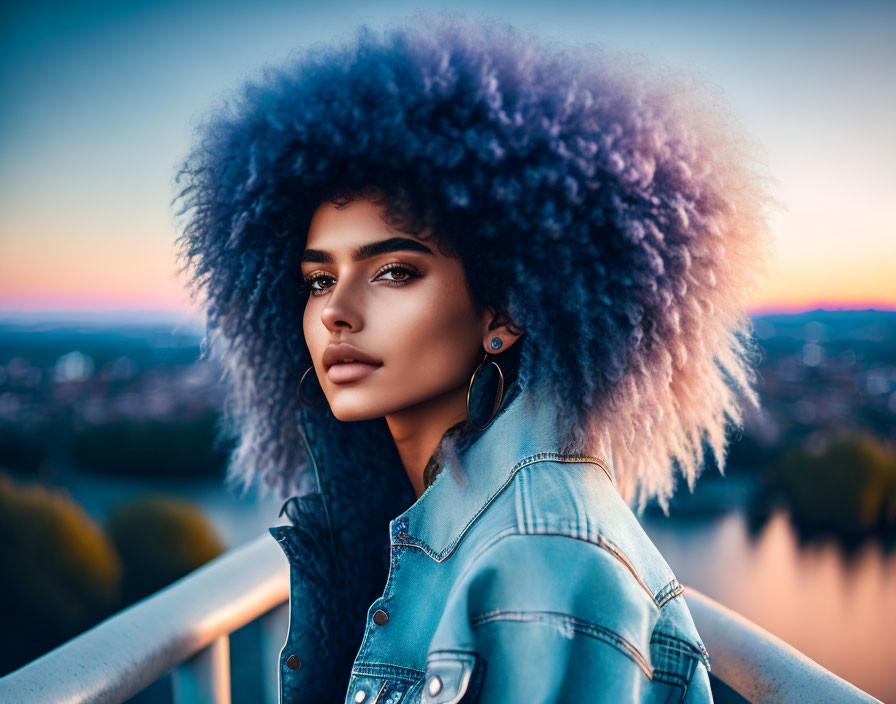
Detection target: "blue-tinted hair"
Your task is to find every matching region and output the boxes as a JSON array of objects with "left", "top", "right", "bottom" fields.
[{"left": 173, "top": 11, "right": 774, "bottom": 515}]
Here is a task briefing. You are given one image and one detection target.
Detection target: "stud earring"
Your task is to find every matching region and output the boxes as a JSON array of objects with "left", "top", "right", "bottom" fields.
[{"left": 490, "top": 336, "right": 503, "bottom": 351}]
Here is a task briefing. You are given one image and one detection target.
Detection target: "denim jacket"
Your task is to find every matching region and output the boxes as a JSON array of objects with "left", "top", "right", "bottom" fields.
[{"left": 270, "top": 381, "right": 713, "bottom": 703}]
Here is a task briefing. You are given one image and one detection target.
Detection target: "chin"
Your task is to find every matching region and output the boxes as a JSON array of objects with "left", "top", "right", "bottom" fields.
[{"left": 326, "top": 392, "right": 388, "bottom": 422}]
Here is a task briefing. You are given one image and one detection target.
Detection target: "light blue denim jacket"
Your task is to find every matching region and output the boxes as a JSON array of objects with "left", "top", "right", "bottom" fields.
[{"left": 272, "top": 381, "right": 713, "bottom": 703}]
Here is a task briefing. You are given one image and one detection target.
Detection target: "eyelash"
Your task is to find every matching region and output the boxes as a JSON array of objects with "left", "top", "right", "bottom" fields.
[{"left": 301, "top": 262, "right": 421, "bottom": 296}]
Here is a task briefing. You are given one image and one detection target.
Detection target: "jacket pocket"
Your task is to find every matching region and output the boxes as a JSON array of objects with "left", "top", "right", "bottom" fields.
[
  {"left": 347, "top": 674, "right": 418, "bottom": 704},
  {"left": 421, "top": 650, "right": 486, "bottom": 704},
  {"left": 649, "top": 630, "right": 707, "bottom": 703}
]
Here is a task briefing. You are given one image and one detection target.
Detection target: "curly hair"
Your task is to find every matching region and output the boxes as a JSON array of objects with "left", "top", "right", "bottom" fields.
[{"left": 173, "top": 10, "right": 774, "bottom": 515}]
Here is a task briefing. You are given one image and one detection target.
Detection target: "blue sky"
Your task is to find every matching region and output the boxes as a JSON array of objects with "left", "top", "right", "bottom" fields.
[{"left": 1, "top": 0, "right": 894, "bottom": 313}]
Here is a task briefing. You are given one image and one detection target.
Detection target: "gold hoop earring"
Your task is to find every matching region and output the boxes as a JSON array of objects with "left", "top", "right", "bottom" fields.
[
  {"left": 297, "top": 365, "right": 324, "bottom": 407},
  {"left": 466, "top": 352, "right": 505, "bottom": 431}
]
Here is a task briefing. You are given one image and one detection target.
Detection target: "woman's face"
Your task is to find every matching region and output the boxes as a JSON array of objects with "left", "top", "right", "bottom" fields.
[{"left": 301, "top": 196, "right": 489, "bottom": 422}]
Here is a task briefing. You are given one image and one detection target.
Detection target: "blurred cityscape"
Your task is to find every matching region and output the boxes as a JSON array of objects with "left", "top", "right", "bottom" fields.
[
  {"left": 1, "top": 308, "right": 895, "bottom": 701},
  {"left": 2, "top": 309, "right": 894, "bottom": 526},
  {"left": 0, "top": 312, "right": 228, "bottom": 484},
  {"left": 650, "top": 309, "right": 896, "bottom": 543},
  {"left": 747, "top": 310, "right": 896, "bottom": 447}
]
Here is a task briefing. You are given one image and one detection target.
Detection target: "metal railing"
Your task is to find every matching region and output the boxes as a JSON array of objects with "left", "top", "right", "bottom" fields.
[
  {"left": 0, "top": 532, "right": 884, "bottom": 704},
  {"left": 684, "top": 587, "right": 882, "bottom": 703},
  {"left": 0, "top": 532, "right": 289, "bottom": 704}
]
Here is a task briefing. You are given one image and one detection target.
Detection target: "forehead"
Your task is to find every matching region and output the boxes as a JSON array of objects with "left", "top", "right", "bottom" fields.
[{"left": 306, "top": 198, "right": 405, "bottom": 248}]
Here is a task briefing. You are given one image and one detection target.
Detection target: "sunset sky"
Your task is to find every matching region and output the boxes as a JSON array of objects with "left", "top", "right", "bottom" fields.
[{"left": 1, "top": 0, "right": 894, "bottom": 317}]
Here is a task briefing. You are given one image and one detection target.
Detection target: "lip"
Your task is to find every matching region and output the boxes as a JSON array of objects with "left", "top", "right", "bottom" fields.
[
  {"left": 323, "top": 343, "right": 383, "bottom": 384},
  {"left": 323, "top": 343, "right": 383, "bottom": 371},
  {"left": 327, "top": 361, "right": 381, "bottom": 384}
]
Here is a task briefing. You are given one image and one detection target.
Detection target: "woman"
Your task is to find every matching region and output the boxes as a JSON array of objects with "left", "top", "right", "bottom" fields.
[{"left": 174, "top": 11, "right": 772, "bottom": 703}]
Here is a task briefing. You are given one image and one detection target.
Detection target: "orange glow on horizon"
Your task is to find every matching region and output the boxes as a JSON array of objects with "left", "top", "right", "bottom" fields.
[{"left": 1, "top": 205, "right": 893, "bottom": 317}]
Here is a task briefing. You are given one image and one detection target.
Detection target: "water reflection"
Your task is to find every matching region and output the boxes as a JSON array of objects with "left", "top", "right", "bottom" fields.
[{"left": 640, "top": 508, "right": 896, "bottom": 703}]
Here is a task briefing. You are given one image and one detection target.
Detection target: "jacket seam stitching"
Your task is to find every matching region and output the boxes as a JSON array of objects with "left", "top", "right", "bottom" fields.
[
  {"left": 514, "top": 465, "right": 527, "bottom": 530},
  {"left": 470, "top": 609, "right": 654, "bottom": 680},
  {"left": 655, "top": 579, "right": 684, "bottom": 607},
  {"left": 651, "top": 630, "right": 712, "bottom": 671},
  {"left": 350, "top": 662, "right": 426, "bottom": 681},
  {"left": 455, "top": 528, "right": 663, "bottom": 609},
  {"left": 516, "top": 527, "right": 662, "bottom": 608},
  {"left": 397, "top": 453, "right": 612, "bottom": 562},
  {"left": 513, "top": 463, "right": 663, "bottom": 608},
  {"left": 519, "top": 462, "right": 534, "bottom": 533},
  {"left": 426, "top": 648, "right": 478, "bottom": 661},
  {"left": 651, "top": 668, "right": 689, "bottom": 688}
]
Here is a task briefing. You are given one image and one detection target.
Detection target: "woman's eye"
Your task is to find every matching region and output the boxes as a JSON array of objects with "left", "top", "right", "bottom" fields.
[
  {"left": 302, "top": 264, "right": 419, "bottom": 296},
  {"left": 379, "top": 267, "right": 412, "bottom": 282},
  {"left": 302, "top": 274, "right": 334, "bottom": 294},
  {"left": 374, "top": 263, "right": 421, "bottom": 285}
]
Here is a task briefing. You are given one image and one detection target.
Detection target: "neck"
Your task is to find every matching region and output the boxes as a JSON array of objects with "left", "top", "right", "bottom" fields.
[{"left": 385, "top": 384, "right": 469, "bottom": 499}]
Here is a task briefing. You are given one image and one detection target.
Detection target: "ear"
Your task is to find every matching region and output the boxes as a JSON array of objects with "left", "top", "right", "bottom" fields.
[{"left": 480, "top": 307, "right": 525, "bottom": 354}]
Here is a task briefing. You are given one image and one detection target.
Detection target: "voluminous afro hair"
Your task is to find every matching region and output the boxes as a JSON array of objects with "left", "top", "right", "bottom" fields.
[{"left": 174, "top": 11, "right": 775, "bottom": 515}]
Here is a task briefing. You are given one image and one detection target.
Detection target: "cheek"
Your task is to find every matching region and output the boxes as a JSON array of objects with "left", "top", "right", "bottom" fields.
[{"left": 385, "top": 282, "right": 481, "bottom": 381}]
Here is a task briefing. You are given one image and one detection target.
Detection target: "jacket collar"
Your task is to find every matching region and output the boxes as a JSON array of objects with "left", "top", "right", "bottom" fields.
[{"left": 390, "top": 381, "right": 614, "bottom": 562}]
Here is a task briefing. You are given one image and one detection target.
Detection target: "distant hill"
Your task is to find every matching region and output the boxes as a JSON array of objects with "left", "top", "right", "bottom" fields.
[
  {"left": 751, "top": 309, "right": 896, "bottom": 341},
  {"left": 2, "top": 307, "right": 892, "bottom": 337},
  {"left": 0, "top": 312, "right": 204, "bottom": 368},
  {"left": 0, "top": 310, "right": 202, "bottom": 336}
]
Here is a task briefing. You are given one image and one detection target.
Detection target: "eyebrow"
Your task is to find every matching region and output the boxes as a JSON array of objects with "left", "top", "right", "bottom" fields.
[{"left": 300, "top": 237, "right": 433, "bottom": 264}]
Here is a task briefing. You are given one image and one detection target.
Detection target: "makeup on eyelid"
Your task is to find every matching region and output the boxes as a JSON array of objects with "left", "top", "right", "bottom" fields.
[{"left": 302, "top": 262, "right": 422, "bottom": 295}]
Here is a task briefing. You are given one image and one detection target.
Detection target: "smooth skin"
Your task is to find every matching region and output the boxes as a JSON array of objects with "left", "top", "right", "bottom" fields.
[{"left": 301, "top": 196, "right": 523, "bottom": 499}]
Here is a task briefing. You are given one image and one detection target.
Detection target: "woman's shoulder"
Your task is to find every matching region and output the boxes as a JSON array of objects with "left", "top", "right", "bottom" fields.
[
  {"left": 454, "top": 455, "right": 711, "bottom": 660},
  {"left": 463, "top": 456, "right": 683, "bottom": 610},
  {"left": 420, "top": 459, "right": 712, "bottom": 702}
]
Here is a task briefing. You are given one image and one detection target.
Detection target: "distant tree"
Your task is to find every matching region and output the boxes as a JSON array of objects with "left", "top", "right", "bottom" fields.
[
  {"left": 718, "top": 431, "right": 777, "bottom": 474},
  {"left": 0, "top": 472, "right": 122, "bottom": 676},
  {"left": 72, "top": 411, "right": 232, "bottom": 478},
  {"left": 0, "top": 424, "right": 46, "bottom": 472},
  {"left": 105, "top": 494, "right": 225, "bottom": 605},
  {"left": 779, "top": 433, "right": 896, "bottom": 538}
]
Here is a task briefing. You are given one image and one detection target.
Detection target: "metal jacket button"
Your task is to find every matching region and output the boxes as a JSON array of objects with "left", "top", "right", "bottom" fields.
[
  {"left": 286, "top": 654, "right": 301, "bottom": 669},
  {"left": 354, "top": 689, "right": 367, "bottom": 703},
  {"left": 427, "top": 674, "right": 443, "bottom": 696},
  {"left": 373, "top": 608, "right": 389, "bottom": 625}
]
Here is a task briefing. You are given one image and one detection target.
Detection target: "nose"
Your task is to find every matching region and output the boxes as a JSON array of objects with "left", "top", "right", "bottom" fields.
[{"left": 320, "top": 276, "right": 364, "bottom": 332}]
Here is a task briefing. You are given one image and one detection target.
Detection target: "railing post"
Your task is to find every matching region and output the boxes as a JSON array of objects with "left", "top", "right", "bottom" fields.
[{"left": 172, "top": 634, "right": 231, "bottom": 704}]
